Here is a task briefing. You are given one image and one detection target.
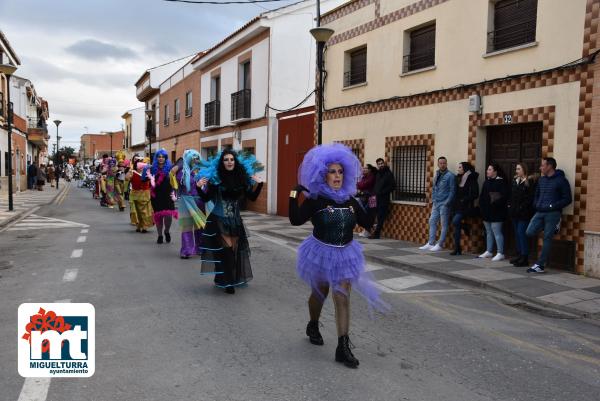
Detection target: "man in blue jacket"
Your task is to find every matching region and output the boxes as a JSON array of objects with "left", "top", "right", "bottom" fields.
[
  {"left": 420, "top": 156, "right": 456, "bottom": 251},
  {"left": 525, "top": 157, "right": 572, "bottom": 273}
]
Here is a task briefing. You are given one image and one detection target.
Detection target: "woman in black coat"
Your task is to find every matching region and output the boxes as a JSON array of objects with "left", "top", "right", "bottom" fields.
[
  {"left": 507, "top": 163, "right": 536, "bottom": 267},
  {"left": 450, "top": 162, "right": 479, "bottom": 255},
  {"left": 478, "top": 163, "right": 509, "bottom": 261}
]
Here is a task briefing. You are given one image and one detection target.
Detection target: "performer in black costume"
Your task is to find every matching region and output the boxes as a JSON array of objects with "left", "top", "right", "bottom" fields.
[
  {"left": 197, "top": 150, "right": 263, "bottom": 294},
  {"left": 289, "top": 143, "right": 388, "bottom": 369}
]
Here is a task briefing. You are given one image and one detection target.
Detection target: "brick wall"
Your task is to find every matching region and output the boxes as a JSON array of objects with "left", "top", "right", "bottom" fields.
[
  {"left": 159, "top": 69, "right": 201, "bottom": 140},
  {"left": 158, "top": 131, "right": 201, "bottom": 163},
  {"left": 586, "top": 55, "right": 600, "bottom": 232},
  {"left": 81, "top": 132, "right": 125, "bottom": 159}
]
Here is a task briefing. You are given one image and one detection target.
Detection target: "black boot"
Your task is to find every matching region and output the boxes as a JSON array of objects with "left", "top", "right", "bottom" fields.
[
  {"left": 224, "top": 286, "right": 235, "bottom": 294},
  {"left": 157, "top": 235, "right": 163, "bottom": 244},
  {"left": 450, "top": 247, "right": 462, "bottom": 256},
  {"left": 306, "top": 320, "right": 324, "bottom": 346},
  {"left": 515, "top": 255, "right": 529, "bottom": 267},
  {"left": 335, "top": 335, "right": 359, "bottom": 368},
  {"left": 510, "top": 254, "right": 521, "bottom": 265},
  {"left": 165, "top": 232, "right": 171, "bottom": 243}
]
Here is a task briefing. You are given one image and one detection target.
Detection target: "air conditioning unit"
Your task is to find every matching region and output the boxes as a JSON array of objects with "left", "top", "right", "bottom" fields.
[{"left": 468, "top": 94, "right": 481, "bottom": 113}]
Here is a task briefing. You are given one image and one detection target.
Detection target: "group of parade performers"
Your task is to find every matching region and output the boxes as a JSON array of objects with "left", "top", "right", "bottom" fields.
[{"left": 92, "top": 144, "right": 387, "bottom": 369}]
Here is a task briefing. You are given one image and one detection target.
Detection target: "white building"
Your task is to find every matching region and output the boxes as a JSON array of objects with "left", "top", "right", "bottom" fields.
[{"left": 192, "top": 0, "right": 345, "bottom": 214}]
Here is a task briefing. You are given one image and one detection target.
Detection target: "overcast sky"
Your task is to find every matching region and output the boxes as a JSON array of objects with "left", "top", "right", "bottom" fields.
[{"left": 0, "top": 0, "right": 298, "bottom": 151}]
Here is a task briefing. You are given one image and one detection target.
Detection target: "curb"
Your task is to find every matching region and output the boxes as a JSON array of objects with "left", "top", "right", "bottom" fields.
[
  {"left": 0, "top": 183, "right": 70, "bottom": 230},
  {"left": 249, "top": 227, "right": 600, "bottom": 323}
]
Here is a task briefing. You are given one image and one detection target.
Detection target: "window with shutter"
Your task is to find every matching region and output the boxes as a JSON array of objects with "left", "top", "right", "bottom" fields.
[
  {"left": 404, "top": 23, "right": 436, "bottom": 72},
  {"left": 344, "top": 47, "right": 367, "bottom": 87},
  {"left": 489, "top": 0, "right": 537, "bottom": 52}
]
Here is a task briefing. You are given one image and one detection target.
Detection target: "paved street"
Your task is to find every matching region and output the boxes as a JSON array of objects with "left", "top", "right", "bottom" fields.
[{"left": 1, "top": 186, "right": 600, "bottom": 401}]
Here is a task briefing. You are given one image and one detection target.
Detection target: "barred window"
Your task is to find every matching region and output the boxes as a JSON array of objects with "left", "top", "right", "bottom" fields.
[
  {"left": 344, "top": 47, "right": 367, "bottom": 87},
  {"left": 391, "top": 145, "right": 427, "bottom": 202},
  {"left": 404, "top": 23, "right": 435, "bottom": 73},
  {"left": 488, "top": 0, "right": 537, "bottom": 52}
]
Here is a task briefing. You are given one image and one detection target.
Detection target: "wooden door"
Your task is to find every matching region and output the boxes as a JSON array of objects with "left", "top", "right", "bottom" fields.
[
  {"left": 486, "top": 122, "right": 542, "bottom": 257},
  {"left": 277, "top": 111, "right": 315, "bottom": 217}
]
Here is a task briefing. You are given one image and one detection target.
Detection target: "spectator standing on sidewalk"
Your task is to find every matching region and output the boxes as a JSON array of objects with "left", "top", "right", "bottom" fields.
[
  {"left": 478, "top": 163, "right": 509, "bottom": 261},
  {"left": 27, "top": 161, "right": 37, "bottom": 190},
  {"left": 419, "top": 157, "right": 456, "bottom": 251},
  {"left": 357, "top": 164, "right": 377, "bottom": 237},
  {"left": 55, "top": 163, "right": 62, "bottom": 190},
  {"left": 507, "top": 163, "right": 536, "bottom": 267},
  {"left": 449, "top": 162, "right": 479, "bottom": 256},
  {"left": 36, "top": 164, "right": 46, "bottom": 191},
  {"left": 47, "top": 162, "right": 55, "bottom": 188},
  {"left": 369, "top": 158, "right": 396, "bottom": 239},
  {"left": 525, "top": 157, "right": 572, "bottom": 273}
]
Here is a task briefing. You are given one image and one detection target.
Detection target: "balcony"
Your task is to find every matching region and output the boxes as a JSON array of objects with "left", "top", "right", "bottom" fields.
[
  {"left": 27, "top": 118, "right": 50, "bottom": 146},
  {"left": 27, "top": 117, "right": 48, "bottom": 132},
  {"left": 231, "top": 89, "right": 251, "bottom": 122},
  {"left": 205, "top": 100, "right": 220, "bottom": 127}
]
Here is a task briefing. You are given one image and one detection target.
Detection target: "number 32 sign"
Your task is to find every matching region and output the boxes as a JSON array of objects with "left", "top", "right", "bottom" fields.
[{"left": 503, "top": 114, "right": 513, "bottom": 124}]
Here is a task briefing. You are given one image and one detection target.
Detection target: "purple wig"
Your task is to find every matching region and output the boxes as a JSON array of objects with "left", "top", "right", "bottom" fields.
[{"left": 298, "top": 143, "right": 361, "bottom": 204}]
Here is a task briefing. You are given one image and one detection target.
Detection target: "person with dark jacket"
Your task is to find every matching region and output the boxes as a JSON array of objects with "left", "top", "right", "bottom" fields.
[
  {"left": 370, "top": 158, "right": 396, "bottom": 239},
  {"left": 27, "top": 162, "right": 38, "bottom": 190},
  {"left": 450, "top": 162, "right": 479, "bottom": 256},
  {"left": 478, "top": 163, "right": 509, "bottom": 261},
  {"left": 525, "top": 157, "right": 572, "bottom": 273},
  {"left": 507, "top": 163, "right": 536, "bottom": 267}
]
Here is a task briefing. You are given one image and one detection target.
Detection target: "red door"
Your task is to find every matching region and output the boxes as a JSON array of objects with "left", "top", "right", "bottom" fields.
[{"left": 277, "top": 107, "right": 315, "bottom": 217}]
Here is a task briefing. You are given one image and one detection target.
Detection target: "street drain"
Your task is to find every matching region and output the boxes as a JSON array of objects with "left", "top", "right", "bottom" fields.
[{"left": 506, "top": 302, "right": 578, "bottom": 319}]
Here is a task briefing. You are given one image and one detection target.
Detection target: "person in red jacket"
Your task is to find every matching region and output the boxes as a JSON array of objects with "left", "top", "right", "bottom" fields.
[{"left": 356, "top": 164, "right": 378, "bottom": 237}]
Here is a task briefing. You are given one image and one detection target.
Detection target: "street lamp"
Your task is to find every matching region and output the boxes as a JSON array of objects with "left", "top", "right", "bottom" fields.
[
  {"left": 53, "top": 120, "right": 61, "bottom": 190},
  {"left": 310, "top": 10, "right": 335, "bottom": 146},
  {"left": 0, "top": 61, "right": 18, "bottom": 211}
]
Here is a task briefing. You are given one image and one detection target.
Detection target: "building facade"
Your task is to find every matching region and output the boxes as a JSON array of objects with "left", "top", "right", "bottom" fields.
[
  {"left": 122, "top": 106, "right": 146, "bottom": 158},
  {"left": 80, "top": 131, "right": 125, "bottom": 163},
  {"left": 320, "top": 0, "right": 600, "bottom": 276}
]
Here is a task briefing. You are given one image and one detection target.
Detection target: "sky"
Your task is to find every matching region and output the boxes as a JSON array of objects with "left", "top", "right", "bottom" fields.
[{"left": 0, "top": 0, "right": 299, "bottom": 151}]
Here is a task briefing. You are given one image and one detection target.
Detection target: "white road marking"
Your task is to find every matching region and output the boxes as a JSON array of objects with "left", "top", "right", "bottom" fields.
[
  {"left": 17, "top": 300, "right": 70, "bottom": 401},
  {"left": 62, "top": 269, "right": 78, "bottom": 282},
  {"left": 76, "top": 236, "right": 87, "bottom": 243},
  {"left": 80, "top": 229, "right": 89, "bottom": 234},
  {"left": 70, "top": 249, "right": 83, "bottom": 258},
  {"left": 17, "top": 378, "right": 51, "bottom": 401}
]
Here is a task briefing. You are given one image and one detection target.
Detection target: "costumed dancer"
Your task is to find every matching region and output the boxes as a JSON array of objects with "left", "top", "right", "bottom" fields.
[
  {"left": 105, "top": 158, "right": 118, "bottom": 208},
  {"left": 171, "top": 149, "right": 209, "bottom": 259},
  {"left": 126, "top": 158, "right": 154, "bottom": 233},
  {"left": 146, "top": 149, "right": 178, "bottom": 244},
  {"left": 114, "top": 151, "right": 128, "bottom": 212},
  {"left": 197, "top": 150, "right": 263, "bottom": 294},
  {"left": 289, "top": 143, "right": 388, "bottom": 369}
]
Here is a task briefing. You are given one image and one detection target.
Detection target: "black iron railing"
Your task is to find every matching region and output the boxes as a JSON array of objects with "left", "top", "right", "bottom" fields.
[
  {"left": 403, "top": 48, "right": 435, "bottom": 73},
  {"left": 27, "top": 117, "right": 48, "bottom": 131},
  {"left": 487, "top": 20, "right": 536, "bottom": 52},
  {"left": 231, "top": 89, "right": 251, "bottom": 121},
  {"left": 344, "top": 67, "right": 366, "bottom": 87},
  {"left": 391, "top": 145, "right": 428, "bottom": 202},
  {"left": 146, "top": 121, "right": 156, "bottom": 139},
  {"left": 205, "top": 99, "right": 220, "bottom": 127}
]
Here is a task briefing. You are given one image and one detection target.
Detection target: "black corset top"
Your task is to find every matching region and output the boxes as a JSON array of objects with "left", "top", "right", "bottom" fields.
[{"left": 311, "top": 206, "right": 356, "bottom": 246}]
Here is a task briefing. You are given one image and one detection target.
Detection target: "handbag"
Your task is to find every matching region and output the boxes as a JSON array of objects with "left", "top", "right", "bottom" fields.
[{"left": 368, "top": 195, "right": 377, "bottom": 208}]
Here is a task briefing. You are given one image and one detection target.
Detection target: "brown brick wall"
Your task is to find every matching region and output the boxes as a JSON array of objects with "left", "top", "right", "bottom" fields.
[
  {"left": 158, "top": 131, "right": 201, "bottom": 162},
  {"left": 80, "top": 132, "right": 125, "bottom": 159},
  {"left": 586, "top": 51, "right": 600, "bottom": 232},
  {"left": 159, "top": 69, "right": 201, "bottom": 140}
]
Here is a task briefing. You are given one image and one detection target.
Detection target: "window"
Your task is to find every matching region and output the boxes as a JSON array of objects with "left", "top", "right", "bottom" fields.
[
  {"left": 163, "top": 104, "right": 169, "bottom": 126},
  {"left": 211, "top": 75, "right": 221, "bottom": 101},
  {"left": 391, "top": 145, "right": 428, "bottom": 202},
  {"left": 171, "top": 150, "right": 176, "bottom": 162},
  {"left": 174, "top": 98, "right": 180, "bottom": 122},
  {"left": 202, "top": 146, "right": 217, "bottom": 159},
  {"left": 344, "top": 46, "right": 367, "bottom": 87},
  {"left": 185, "top": 91, "right": 192, "bottom": 117},
  {"left": 239, "top": 61, "right": 251, "bottom": 90},
  {"left": 242, "top": 146, "right": 255, "bottom": 156},
  {"left": 404, "top": 23, "right": 436, "bottom": 73},
  {"left": 488, "top": 0, "right": 537, "bottom": 52}
]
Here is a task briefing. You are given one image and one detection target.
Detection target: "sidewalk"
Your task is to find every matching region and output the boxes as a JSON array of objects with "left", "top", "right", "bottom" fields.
[
  {"left": 241, "top": 211, "right": 600, "bottom": 319},
  {"left": 0, "top": 182, "right": 69, "bottom": 228}
]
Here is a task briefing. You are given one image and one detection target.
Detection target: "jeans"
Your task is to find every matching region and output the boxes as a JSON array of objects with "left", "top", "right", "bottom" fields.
[
  {"left": 452, "top": 212, "right": 465, "bottom": 250},
  {"left": 512, "top": 219, "right": 530, "bottom": 257},
  {"left": 428, "top": 203, "right": 450, "bottom": 245},
  {"left": 526, "top": 211, "right": 561, "bottom": 267},
  {"left": 373, "top": 196, "right": 390, "bottom": 236},
  {"left": 483, "top": 221, "right": 504, "bottom": 254}
]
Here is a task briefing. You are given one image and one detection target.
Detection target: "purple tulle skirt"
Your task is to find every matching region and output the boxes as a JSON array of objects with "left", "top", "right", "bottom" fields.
[{"left": 297, "top": 236, "right": 389, "bottom": 312}]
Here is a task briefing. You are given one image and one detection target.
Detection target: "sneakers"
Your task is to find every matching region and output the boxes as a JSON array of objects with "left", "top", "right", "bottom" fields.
[
  {"left": 527, "top": 264, "right": 545, "bottom": 273},
  {"left": 491, "top": 253, "right": 505, "bottom": 262},
  {"left": 430, "top": 244, "right": 443, "bottom": 252},
  {"left": 478, "top": 251, "right": 493, "bottom": 258},
  {"left": 419, "top": 243, "right": 434, "bottom": 251}
]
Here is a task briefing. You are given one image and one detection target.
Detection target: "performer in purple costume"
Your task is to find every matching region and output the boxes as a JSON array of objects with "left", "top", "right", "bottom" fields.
[{"left": 289, "top": 143, "right": 388, "bottom": 369}]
